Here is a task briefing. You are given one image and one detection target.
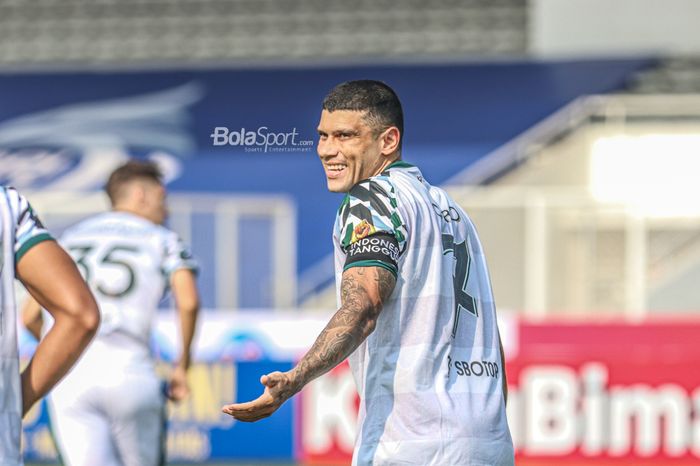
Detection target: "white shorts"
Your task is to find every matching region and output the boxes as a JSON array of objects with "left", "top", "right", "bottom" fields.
[{"left": 48, "top": 366, "right": 166, "bottom": 466}]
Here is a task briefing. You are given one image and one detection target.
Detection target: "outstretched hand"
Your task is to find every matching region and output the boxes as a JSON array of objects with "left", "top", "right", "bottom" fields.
[{"left": 222, "top": 370, "right": 298, "bottom": 422}]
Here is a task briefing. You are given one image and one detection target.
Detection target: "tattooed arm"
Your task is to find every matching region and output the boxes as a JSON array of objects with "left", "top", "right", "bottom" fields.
[
  {"left": 289, "top": 265, "right": 395, "bottom": 390},
  {"left": 222, "top": 266, "right": 396, "bottom": 422}
]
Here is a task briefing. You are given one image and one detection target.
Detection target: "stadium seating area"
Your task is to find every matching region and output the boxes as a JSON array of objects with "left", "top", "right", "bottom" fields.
[
  {"left": 627, "top": 55, "right": 700, "bottom": 93},
  {"left": 0, "top": 0, "right": 525, "bottom": 64}
]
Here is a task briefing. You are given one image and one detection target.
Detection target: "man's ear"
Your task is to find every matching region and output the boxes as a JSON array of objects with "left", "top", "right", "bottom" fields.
[{"left": 380, "top": 127, "right": 401, "bottom": 155}]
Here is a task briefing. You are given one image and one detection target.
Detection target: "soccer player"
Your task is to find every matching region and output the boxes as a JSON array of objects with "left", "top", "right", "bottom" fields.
[
  {"left": 223, "top": 80, "right": 514, "bottom": 465},
  {"left": 22, "top": 160, "right": 200, "bottom": 466},
  {"left": 0, "top": 186, "right": 99, "bottom": 466}
]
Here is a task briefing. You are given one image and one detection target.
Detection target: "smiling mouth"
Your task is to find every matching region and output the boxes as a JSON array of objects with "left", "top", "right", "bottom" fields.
[{"left": 325, "top": 163, "right": 347, "bottom": 179}]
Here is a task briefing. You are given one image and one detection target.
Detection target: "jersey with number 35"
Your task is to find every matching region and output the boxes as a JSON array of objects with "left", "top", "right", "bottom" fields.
[
  {"left": 333, "top": 162, "right": 514, "bottom": 466},
  {"left": 60, "top": 211, "right": 197, "bottom": 368}
]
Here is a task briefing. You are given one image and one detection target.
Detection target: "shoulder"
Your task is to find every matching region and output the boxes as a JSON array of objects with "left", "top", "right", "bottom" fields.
[
  {"left": 1, "top": 185, "right": 19, "bottom": 202},
  {"left": 157, "top": 226, "right": 191, "bottom": 256},
  {"left": 149, "top": 221, "right": 176, "bottom": 238},
  {"left": 62, "top": 212, "right": 112, "bottom": 238},
  {"left": 348, "top": 175, "right": 396, "bottom": 202},
  {"left": 336, "top": 174, "right": 408, "bottom": 250},
  {"left": 0, "top": 185, "right": 27, "bottom": 215},
  {"left": 0, "top": 186, "right": 46, "bottom": 230},
  {"left": 339, "top": 175, "right": 398, "bottom": 220},
  {"left": 154, "top": 223, "right": 185, "bottom": 247},
  {"left": 133, "top": 222, "right": 184, "bottom": 254}
]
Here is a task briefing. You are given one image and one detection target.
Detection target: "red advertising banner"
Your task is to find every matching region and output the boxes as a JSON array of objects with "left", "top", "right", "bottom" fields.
[{"left": 298, "top": 318, "right": 700, "bottom": 465}]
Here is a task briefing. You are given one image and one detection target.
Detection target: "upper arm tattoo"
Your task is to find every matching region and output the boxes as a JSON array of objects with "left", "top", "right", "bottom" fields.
[
  {"left": 341, "top": 265, "right": 396, "bottom": 319},
  {"left": 374, "top": 267, "right": 396, "bottom": 305}
]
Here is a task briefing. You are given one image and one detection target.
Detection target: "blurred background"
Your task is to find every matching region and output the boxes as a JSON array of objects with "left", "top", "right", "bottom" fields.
[{"left": 3, "top": 0, "right": 700, "bottom": 464}]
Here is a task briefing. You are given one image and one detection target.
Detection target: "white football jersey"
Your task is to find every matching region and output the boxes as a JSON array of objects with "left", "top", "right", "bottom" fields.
[
  {"left": 57, "top": 211, "right": 197, "bottom": 371},
  {"left": 0, "top": 186, "right": 53, "bottom": 466},
  {"left": 333, "top": 162, "right": 514, "bottom": 466}
]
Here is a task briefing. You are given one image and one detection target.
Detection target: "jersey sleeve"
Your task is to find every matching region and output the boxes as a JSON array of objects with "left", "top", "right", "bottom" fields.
[
  {"left": 337, "top": 178, "right": 408, "bottom": 277},
  {"left": 6, "top": 187, "right": 54, "bottom": 263},
  {"left": 162, "top": 231, "right": 199, "bottom": 277}
]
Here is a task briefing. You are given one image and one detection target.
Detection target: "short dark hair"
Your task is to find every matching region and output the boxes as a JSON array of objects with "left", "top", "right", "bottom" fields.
[
  {"left": 322, "top": 80, "right": 404, "bottom": 151},
  {"left": 105, "top": 160, "right": 162, "bottom": 205}
]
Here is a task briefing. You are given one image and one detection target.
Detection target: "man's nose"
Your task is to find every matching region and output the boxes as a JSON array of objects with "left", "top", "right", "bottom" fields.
[{"left": 317, "top": 137, "right": 338, "bottom": 158}]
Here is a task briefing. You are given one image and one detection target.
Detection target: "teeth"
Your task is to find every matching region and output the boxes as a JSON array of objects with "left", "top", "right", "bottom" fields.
[{"left": 327, "top": 164, "right": 346, "bottom": 171}]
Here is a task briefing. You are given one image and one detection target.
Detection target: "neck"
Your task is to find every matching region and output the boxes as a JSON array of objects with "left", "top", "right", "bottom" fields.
[
  {"left": 113, "top": 205, "right": 150, "bottom": 222},
  {"left": 373, "top": 155, "right": 400, "bottom": 177}
]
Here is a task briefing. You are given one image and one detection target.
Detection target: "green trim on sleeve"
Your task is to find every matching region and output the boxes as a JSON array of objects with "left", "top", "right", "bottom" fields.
[
  {"left": 343, "top": 259, "right": 398, "bottom": 278},
  {"left": 15, "top": 232, "right": 53, "bottom": 263},
  {"left": 385, "top": 160, "right": 414, "bottom": 169}
]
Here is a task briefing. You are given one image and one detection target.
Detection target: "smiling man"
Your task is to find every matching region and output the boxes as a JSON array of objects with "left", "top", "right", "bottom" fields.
[{"left": 223, "top": 80, "right": 514, "bottom": 466}]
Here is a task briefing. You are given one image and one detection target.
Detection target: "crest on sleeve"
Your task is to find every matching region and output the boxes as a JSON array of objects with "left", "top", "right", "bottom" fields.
[{"left": 351, "top": 219, "right": 376, "bottom": 244}]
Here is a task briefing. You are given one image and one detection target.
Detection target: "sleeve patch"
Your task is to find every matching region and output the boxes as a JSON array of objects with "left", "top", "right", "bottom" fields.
[{"left": 351, "top": 219, "right": 376, "bottom": 244}]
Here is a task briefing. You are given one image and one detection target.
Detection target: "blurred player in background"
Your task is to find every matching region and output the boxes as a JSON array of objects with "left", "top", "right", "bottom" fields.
[
  {"left": 224, "top": 81, "right": 514, "bottom": 465},
  {"left": 0, "top": 186, "right": 99, "bottom": 466},
  {"left": 23, "top": 160, "right": 200, "bottom": 466}
]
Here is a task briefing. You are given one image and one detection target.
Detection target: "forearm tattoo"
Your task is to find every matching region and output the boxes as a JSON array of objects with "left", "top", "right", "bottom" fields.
[{"left": 290, "top": 267, "right": 396, "bottom": 393}]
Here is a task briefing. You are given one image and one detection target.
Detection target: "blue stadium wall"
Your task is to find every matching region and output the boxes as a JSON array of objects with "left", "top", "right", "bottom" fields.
[{"left": 0, "top": 59, "right": 654, "bottom": 307}]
